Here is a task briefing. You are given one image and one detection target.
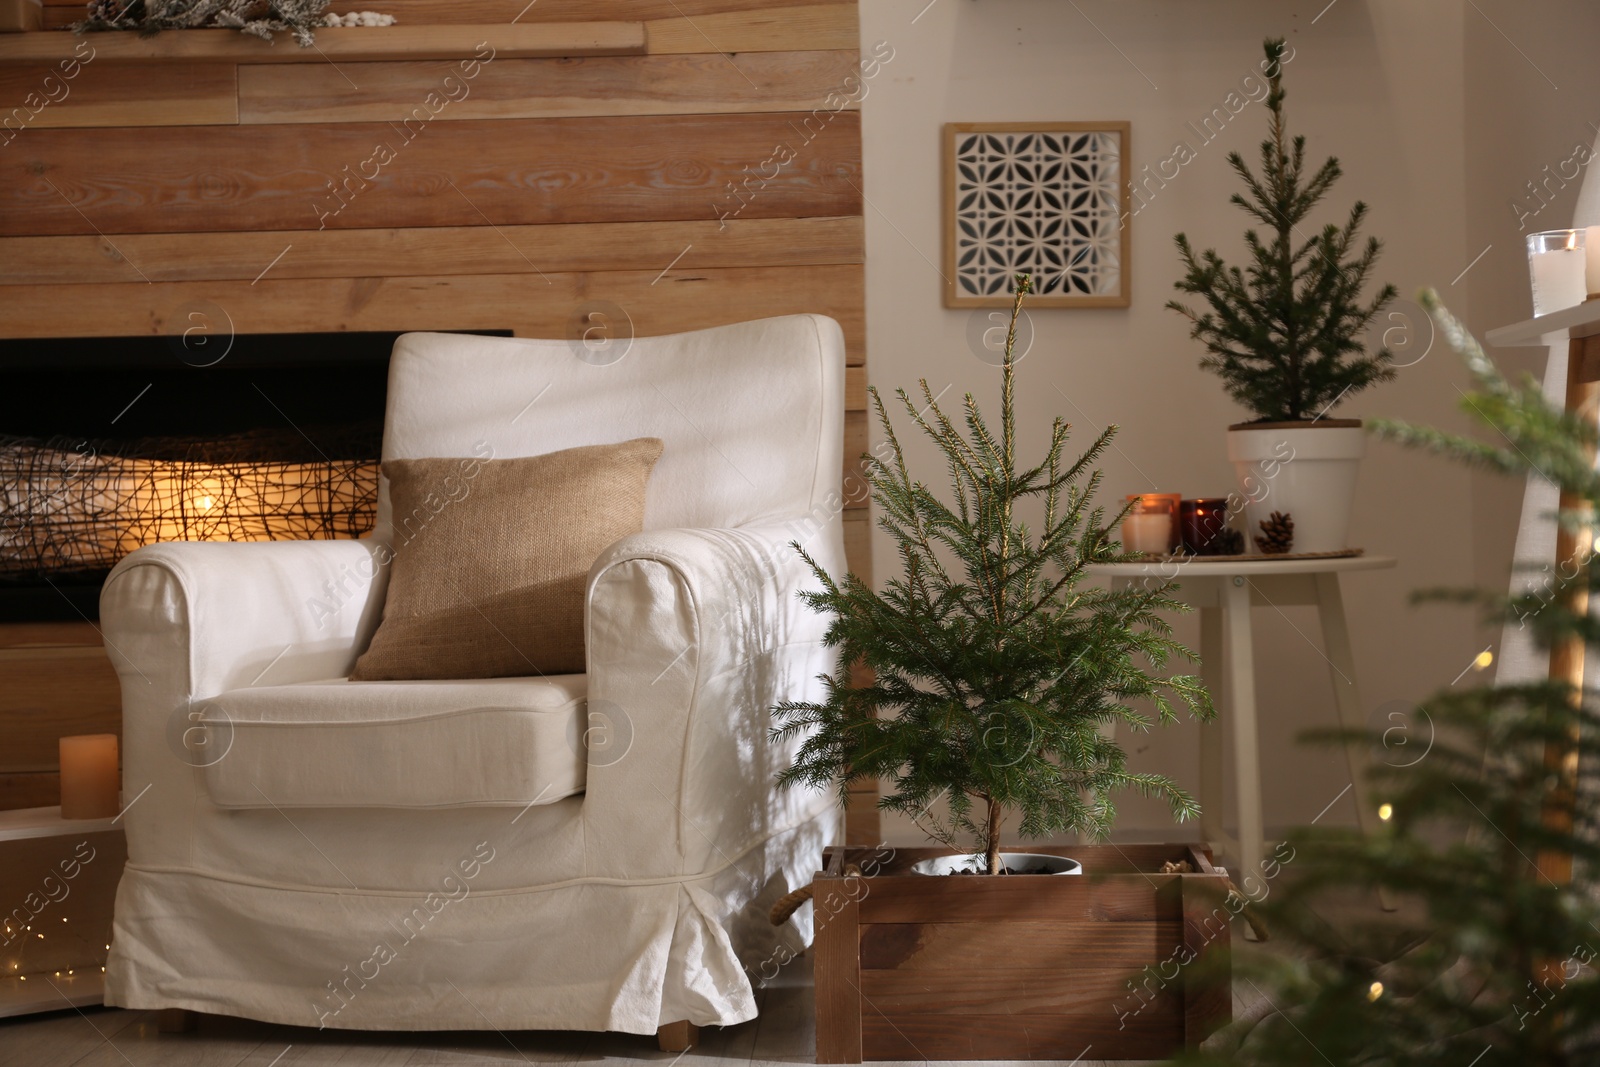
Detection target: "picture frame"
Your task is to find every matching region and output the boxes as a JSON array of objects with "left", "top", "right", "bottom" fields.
[{"left": 943, "top": 121, "right": 1132, "bottom": 309}]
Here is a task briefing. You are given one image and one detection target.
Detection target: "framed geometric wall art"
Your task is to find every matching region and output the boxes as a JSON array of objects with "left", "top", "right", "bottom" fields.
[{"left": 943, "top": 121, "right": 1131, "bottom": 308}]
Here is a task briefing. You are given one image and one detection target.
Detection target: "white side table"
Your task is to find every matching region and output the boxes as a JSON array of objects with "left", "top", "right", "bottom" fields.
[{"left": 1088, "top": 555, "right": 1397, "bottom": 888}]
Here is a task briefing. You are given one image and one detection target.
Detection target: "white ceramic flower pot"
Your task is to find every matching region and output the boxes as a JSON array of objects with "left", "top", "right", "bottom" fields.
[
  {"left": 910, "top": 852, "right": 1083, "bottom": 876},
  {"left": 1227, "top": 420, "right": 1365, "bottom": 554}
]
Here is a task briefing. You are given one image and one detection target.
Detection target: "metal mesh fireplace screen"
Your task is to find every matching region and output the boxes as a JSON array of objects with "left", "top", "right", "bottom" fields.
[{"left": 0, "top": 429, "right": 380, "bottom": 581}]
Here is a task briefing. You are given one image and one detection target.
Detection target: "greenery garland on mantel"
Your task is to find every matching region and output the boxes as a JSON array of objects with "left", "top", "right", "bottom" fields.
[{"left": 79, "top": 0, "right": 336, "bottom": 44}]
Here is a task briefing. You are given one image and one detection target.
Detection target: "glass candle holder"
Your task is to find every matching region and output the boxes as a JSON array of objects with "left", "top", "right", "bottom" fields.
[
  {"left": 1528, "top": 229, "right": 1587, "bottom": 316},
  {"left": 1180, "top": 498, "right": 1231, "bottom": 556},
  {"left": 1122, "top": 494, "right": 1180, "bottom": 555}
]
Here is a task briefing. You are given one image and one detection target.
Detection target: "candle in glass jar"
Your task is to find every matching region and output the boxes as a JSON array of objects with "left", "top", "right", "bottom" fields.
[
  {"left": 1180, "top": 498, "right": 1231, "bottom": 556},
  {"left": 1122, "top": 494, "right": 1179, "bottom": 555},
  {"left": 1528, "top": 230, "right": 1587, "bottom": 316},
  {"left": 59, "top": 734, "right": 119, "bottom": 819},
  {"left": 1124, "top": 512, "right": 1172, "bottom": 554},
  {"left": 1532, "top": 250, "right": 1586, "bottom": 315}
]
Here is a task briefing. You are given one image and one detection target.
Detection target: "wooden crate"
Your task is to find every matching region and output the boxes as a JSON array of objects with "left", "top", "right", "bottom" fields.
[{"left": 812, "top": 844, "right": 1231, "bottom": 1062}]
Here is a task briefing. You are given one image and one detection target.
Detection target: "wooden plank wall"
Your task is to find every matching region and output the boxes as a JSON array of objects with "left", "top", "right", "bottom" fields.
[{"left": 0, "top": 1, "right": 874, "bottom": 840}]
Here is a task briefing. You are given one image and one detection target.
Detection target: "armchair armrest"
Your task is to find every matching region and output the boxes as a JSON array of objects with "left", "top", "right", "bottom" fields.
[
  {"left": 590, "top": 523, "right": 844, "bottom": 656},
  {"left": 100, "top": 538, "right": 390, "bottom": 700},
  {"left": 581, "top": 523, "right": 845, "bottom": 878},
  {"left": 99, "top": 538, "right": 390, "bottom": 867}
]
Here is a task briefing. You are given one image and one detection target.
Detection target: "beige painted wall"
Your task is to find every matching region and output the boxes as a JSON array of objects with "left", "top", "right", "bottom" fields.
[
  {"left": 1462, "top": 1, "right": 1600, "bottom": 605},
  {"left": 857, "top": 0, "right": 1496, "bottom": 847}
]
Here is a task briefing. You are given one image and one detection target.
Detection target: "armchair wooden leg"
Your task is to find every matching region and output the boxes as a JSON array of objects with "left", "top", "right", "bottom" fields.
[
  {"left": 157, "top": 1008, "right": 198, "bottom": 1033},
  {"left": 657, "top": 1020, "right": 699, "bottom": 1052}
]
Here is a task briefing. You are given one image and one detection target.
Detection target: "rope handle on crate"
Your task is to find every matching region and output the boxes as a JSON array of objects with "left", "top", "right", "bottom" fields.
[
  {"left": 1162, "top": 859, "right": 1270, "bottom": 941},
  {"left": 769, "top": 863, "right": 862, "bottom": 925}
]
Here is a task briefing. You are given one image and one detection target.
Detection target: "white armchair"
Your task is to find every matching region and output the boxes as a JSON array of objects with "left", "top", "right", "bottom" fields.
[{"left": 98, "top": 316, "right": 847, "bottom": 1038}]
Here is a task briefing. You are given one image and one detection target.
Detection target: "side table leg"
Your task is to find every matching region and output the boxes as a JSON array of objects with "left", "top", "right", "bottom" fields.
[
  {"left": 1314, "top": 572, "right": 1396, "bottom": 911},
  {"left": 1223, "top": 579, "right": 1265, "bottom": 905},
  {"left": 1198, "top": 606, "right": 1226, "bottom": 852}
]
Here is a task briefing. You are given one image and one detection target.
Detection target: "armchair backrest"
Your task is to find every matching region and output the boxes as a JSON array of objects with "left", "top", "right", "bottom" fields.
[{"left": 374, "top": 315, "right": 846, "bottom": 537}]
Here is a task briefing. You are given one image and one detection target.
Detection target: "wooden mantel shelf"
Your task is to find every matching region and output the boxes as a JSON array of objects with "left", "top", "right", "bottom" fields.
[{"left": 0, "top": 22, "right": 647, "bottom": 63}]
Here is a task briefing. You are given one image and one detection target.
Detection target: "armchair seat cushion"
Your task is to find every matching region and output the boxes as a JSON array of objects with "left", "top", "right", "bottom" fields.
[{"left": 200, "top": 675, "right": 587, "bottom": 810}]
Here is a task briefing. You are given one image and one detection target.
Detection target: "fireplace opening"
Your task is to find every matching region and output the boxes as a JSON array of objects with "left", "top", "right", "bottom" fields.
[{"left": 0, "top": 330, "right": 510, "bottom": 622}]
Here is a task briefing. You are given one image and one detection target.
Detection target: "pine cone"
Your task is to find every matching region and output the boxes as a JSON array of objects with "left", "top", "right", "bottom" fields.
[
  {"left": 1254, "top": 511, "right": 1294, "bottom": 554},
  {"left": 1212, "top": 527, "right": 1245, "bottom": 556}
]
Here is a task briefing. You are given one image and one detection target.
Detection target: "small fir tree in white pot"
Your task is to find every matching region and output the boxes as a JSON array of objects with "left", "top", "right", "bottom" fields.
[{"left": 1169, "top": 37, "right": 1397, "bottom": 554}]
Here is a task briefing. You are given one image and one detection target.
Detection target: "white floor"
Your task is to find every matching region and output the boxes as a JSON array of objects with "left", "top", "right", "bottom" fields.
[{"left": 0, "top": 955, "right": 1204, "bottom": 1067}]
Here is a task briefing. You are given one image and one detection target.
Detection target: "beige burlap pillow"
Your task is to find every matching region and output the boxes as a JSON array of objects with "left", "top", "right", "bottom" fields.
[{"left": 350, "top": 438, "right": 663, "bottom": 680}]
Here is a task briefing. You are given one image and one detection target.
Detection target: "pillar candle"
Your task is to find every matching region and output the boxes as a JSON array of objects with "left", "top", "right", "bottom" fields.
[
  {"left": 59, "top": 734, "right": 119, "bottom": 819},
  {"left": 1532, "top": 248, "right": 1587, "bottom": 316},
  {"left": 1123, "top": 512, "right": 1171, "bottom": 554}
]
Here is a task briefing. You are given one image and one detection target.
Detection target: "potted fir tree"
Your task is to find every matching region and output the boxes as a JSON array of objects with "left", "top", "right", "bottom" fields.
[
  {"left": 775, "top": 276, "right": 1231, "bottom": 1061},
  {"left": 1169, "top": 38, "right": 1397, "bottom": 554}
]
